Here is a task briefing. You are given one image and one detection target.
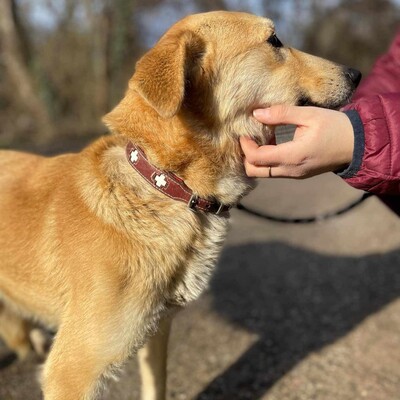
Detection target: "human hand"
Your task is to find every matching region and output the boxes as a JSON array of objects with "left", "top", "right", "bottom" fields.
[{"left": 240, "top": 105, "right": 355, "bottom": 179}]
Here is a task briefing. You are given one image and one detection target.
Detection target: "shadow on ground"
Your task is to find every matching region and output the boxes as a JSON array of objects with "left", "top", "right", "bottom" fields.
[{"left": 196, "top": 242, "right": 400, "bottom": 400}]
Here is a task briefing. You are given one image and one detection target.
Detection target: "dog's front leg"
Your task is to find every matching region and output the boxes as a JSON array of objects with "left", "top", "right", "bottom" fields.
[
  {"left": 41, "top": 314, "right": 128, "bottom": 400},
  {"left": 41, "top": 327, "right": 107, "bottom": 400},
  {"left": 138, "top": 317, "right": 172, "bottom": 400}
]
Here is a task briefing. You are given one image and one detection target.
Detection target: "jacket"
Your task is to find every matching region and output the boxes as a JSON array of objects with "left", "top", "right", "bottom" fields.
[{"left": 340, "top": 31, "right": 400, "bottom": 196}]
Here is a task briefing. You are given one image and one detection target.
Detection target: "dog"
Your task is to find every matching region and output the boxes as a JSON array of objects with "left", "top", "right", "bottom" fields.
[{"left": 0, "top": 11, "right": 360, "bottom": 400}]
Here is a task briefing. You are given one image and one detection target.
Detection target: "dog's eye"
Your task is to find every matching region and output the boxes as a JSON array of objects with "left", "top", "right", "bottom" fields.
[{"left": 267, "top": 33, "right": 283, "bottom": 48}]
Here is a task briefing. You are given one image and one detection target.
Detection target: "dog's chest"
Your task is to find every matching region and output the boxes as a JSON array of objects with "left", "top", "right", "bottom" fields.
[{"left": 166, "top": 214, "right": 229, "bottom": 306}]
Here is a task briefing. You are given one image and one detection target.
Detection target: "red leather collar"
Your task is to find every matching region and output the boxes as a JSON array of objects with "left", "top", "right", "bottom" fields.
[{"left": 126, "top": 142, "right": 231, "bottom": 215}]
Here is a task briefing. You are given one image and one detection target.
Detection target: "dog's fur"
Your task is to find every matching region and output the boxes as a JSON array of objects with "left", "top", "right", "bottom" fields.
[{"left": 0, "top": 11, "right": 358, "bottom": 400}]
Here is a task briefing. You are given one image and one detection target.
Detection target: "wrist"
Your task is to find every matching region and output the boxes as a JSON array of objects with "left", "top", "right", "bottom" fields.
[
  {"left": 336, "top": 110, "right": 364, "bottom": 178},
  {"left": 338, "top": 111, "right": 355, "bottom": 166}
]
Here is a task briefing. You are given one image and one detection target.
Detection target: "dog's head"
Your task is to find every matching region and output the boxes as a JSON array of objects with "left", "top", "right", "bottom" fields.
[{"left": 114, "top": 11, "right": 360, "bottom": 144}]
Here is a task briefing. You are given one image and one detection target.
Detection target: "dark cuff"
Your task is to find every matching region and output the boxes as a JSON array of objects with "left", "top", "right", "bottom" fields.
[{"left": 336, "top": 110, "right": 365, "bottom": 179}]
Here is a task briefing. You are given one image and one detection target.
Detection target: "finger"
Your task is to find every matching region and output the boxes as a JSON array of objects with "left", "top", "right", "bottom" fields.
[
  {"left": 241, "top": 137, "right": 303, "bottom": 167},
  {"left": 240, "top": 136, "right": 274, "bottom": 165},
  {"left": 239, "top": 136, "right": 259, "bottom": 153},
  {"left": 253, "top": 105, "right": 317, "bottom": 126},
  {"left": 244, "top": 160, "right": 303, "bottom": 179},
  {"left": 243, "top": 160, "right": 272, "bottom": 178}
]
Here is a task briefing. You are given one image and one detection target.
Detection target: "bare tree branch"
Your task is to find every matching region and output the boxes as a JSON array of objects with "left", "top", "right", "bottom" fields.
[{"left": 0, "top": 0, "right": 54, "bottom": 141}]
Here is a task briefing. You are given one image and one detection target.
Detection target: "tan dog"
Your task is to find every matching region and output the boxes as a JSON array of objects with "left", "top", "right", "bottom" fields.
[{"left": 0, "top": 11, "right": 360, "bottom": 400}]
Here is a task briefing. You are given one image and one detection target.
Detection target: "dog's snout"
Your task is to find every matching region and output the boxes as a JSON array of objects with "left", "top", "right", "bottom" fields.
[{"left": 345, "top": 68, "right": 362, "bottom": 88}]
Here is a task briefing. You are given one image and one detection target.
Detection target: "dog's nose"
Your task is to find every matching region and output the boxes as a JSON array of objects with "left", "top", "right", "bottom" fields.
[{"left": 345, "top": 68, "right": 362, "bottom": 87}]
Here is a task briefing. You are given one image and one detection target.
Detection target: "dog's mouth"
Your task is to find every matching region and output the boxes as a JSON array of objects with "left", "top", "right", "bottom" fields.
[
  {"left": 297, "top": 96, "right": 321, "bottom": 107},
  {"left": 297, "top": 66, "right": 361, "bottom": 110},
  {"left": 296, "top": 95, "right": 352, "bottom": 110}
]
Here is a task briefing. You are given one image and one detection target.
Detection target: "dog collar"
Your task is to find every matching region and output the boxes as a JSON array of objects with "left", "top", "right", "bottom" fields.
[{"left": 126, "top": 142, "right": 231, "bottom": 215}]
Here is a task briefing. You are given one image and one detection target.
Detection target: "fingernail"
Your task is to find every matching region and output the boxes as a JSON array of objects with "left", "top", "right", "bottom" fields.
[{"left": 253, "top": 108, "right": 270, "bottom": 119}]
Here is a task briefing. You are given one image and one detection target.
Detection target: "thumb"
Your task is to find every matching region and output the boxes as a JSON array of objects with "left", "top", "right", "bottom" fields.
[{"left": 253, "top": 105, "right": 314, "bottom": 126}]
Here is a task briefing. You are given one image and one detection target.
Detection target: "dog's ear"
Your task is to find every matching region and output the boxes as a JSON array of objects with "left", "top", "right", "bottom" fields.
[{"left": 129, "top": 31, "right": 204, "bottom": 118}]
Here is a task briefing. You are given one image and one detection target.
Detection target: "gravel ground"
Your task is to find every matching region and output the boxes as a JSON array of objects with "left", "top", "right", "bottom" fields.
[{"left": 1, "top": 160, "right": 400, "bottom": 400}]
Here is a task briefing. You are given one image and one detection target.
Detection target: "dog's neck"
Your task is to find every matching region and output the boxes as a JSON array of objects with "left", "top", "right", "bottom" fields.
[{"left": 103, "top": 91, "right": 254, "bottom": 205}]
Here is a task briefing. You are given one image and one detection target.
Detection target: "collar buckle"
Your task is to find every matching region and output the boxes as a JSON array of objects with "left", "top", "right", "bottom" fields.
[{"left": 188, "top": 194, "right": 199, "bottom": 211}]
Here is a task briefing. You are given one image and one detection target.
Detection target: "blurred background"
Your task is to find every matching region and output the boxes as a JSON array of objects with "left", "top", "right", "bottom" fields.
[{"left": 0, "top": 0, "right": 399, "bottom": 150}]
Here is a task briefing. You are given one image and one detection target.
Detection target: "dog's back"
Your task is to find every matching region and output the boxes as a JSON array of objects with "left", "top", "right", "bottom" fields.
[{"left": 0, "top": 152, "right": 65, "bottom": 321}]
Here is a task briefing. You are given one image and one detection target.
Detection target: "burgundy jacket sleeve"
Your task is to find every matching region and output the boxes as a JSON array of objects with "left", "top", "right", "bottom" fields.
[{"left": 339, "top": 31, "right": 400, "bottom": 195}]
